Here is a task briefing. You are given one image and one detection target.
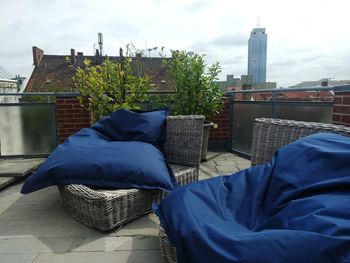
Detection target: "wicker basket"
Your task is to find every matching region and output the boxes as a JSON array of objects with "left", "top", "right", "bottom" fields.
[
  {"left": 58, "top": 115, "right": 204, "bottom": 231},
  {"left": 158, "top": 118, "right": 350, "bottom": 262}
]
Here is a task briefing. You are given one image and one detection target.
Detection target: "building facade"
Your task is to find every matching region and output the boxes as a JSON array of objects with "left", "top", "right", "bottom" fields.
[{"left": 248, "top": 28, "right": 267, "bottom": 86}]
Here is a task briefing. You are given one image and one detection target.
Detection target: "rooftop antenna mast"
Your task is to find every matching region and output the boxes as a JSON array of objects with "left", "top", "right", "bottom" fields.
[
  {"left": 258, "top": 16, "right": 260, "bottom": 28},
  {"left": 98, "top": 32, "right": 103, "bottom": 57}
]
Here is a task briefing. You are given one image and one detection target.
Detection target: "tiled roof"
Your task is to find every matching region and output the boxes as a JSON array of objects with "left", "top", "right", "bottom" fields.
[{"left": 25, "top": 48, "right": 173, "bottom": 92}]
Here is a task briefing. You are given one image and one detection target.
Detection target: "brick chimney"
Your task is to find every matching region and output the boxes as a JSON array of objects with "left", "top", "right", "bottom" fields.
[
  {"left": 95, "top": 49, "right": 100, "bottom": 64},
  {"left": 70, "top": 49, "right": 76, "bottom": 64},
  {"left": 77, "top": 52, "right": 84, "bottom": 64},
  {"left": 32, "top": 46, "right": 44, "bottom": 66}
]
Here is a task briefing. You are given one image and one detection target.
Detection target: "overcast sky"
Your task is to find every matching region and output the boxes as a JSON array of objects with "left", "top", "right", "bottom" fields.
[{"left": 1, "top": 0, "right": 350, "bottom": 87}]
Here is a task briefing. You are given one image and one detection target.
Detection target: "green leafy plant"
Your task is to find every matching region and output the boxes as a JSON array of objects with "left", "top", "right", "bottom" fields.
[
  {"left": 71, "top": 50, "right": 151, "bottom": 121},
  {"left": 164, "top": 50, "right": 223, "bottom": 118}
]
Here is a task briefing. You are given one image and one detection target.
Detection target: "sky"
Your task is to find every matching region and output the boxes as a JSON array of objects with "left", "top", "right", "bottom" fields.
[{"left": 1, "top": 0, "right": 350, "bottom": 87}]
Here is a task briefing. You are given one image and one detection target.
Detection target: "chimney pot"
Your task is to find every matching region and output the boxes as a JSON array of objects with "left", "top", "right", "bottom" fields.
[
  {"left": 77, "top": 52, "right": 84, "bottom": 64},
  {"left": 32, "top": 46, "right": 44, "bottom": 66},
  {"left": 95, "top": 49, "right": 100, "bottom": 64},
  {"left": 70, "top": 49, "right": 76, "bottom": 64}
]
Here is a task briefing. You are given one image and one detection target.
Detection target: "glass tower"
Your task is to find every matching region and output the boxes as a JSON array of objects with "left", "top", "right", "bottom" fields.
[{"left": 248, "top": 28, "right": 267, "bottom": 85}]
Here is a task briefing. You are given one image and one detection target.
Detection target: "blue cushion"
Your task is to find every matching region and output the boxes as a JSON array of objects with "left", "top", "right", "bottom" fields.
[
  {"left": 154, "top": 133, "right": 350, "bottom": 262},
  {"left": 91, "top": 108, "right": 169, "bottom": 146},
  {"left": 21, "top": 108, "right": 175, "bottom": 194},
  {"left": 21, "top": 130, "right": 177, "bottom": 194}
]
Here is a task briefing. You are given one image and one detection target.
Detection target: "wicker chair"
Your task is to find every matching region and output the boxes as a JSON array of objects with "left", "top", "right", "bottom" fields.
[
  {"left": 158, "top": 118, "right": 350, "bottom": 263},
  {"left": 58, "top": 115, "right": 204, "bottom": 231}
]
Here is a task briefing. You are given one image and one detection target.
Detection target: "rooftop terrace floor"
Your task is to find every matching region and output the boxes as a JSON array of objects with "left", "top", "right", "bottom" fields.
[{"left": 0, "top": 152, "right": 250, "bottom": 263}]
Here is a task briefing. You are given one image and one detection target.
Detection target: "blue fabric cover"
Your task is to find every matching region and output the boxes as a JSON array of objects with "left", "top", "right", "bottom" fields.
[
  {"left": 21, "top": 109, "right": 176, "bottom": 194},
  {"left": 92, "top": 108, "right": 169, "bottom": 146},
  {"left": 154, "top": 133, "right": 350, "bottom": 263}
]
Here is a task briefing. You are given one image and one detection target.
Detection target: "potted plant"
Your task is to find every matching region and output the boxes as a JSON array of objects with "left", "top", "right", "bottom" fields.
[
  {"left": 71, "top": 48, "right": 151, "bottom": 121},
  {"left": 164, "top": 50, "right": 224, "bottom": 161}
]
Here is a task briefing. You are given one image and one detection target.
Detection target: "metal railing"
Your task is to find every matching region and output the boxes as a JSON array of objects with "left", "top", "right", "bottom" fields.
[
  {"left": 225, "top": 85, "right": 350, "bottom": 156},
  {"left": 2, "top": 85, "right": 350, "bottom": 158}
]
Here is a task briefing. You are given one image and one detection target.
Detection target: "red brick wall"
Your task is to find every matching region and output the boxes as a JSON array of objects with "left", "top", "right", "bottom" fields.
[
  {"left": 333, "top": 91, "right": 350, "bottom": 126},
  {"left": 56, "top": 97, "right": 93, "bottom": 143},
  {"left": 208, "top": 97, "right": 230, "bottom": 143}
]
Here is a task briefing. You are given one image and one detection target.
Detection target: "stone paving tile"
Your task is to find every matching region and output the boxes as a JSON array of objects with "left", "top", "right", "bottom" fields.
[
  {"left": 214, "top": 160, "right": 236, "bottom": 166},
  {"left": 0, "top": 236, "right": 79, "bottom": 254},
  {"left": 0, "top": 193, "right": 99, "bottom": 238},
  {"left": 72, "top": 236, "right": 160, "bottom": 252},
  {"left": 33, "top": 250, "right": 163, "bottom": 263},
  {"left": 199, "top": 167, "right": 218, "bottom": 180},
  {"left": 215, "top": 165, "right": 240, "bottom": 173},
  {"left": 0, "top": 158, "right": 45, "bottom": 177},
  {"left": 0, "top": 253, "right": 38, "bottom": 263},
  {"left": 237, "top": 164, "right": 250, "bottom": 170},
  {"left": 200, "top": 160, "right": 218, "bottom": 172},
  {"left": 0, "top": 177, "right": 17, "bottom": 190},
  {"left": 113, "top": 213, "right": 159, "bottom": 237}
]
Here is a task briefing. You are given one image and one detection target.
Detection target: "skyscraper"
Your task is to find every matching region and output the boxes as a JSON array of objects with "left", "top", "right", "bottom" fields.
[{"left": 248, "top": 28, "right": 267, "bottom": 86}]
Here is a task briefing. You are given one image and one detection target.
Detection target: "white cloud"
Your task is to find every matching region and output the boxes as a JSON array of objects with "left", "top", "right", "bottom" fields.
[{"left": 1, "top": 0, "right": 350, "bottom": 86}]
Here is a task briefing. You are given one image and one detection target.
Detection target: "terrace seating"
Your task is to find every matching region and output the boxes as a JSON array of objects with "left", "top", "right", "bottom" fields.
[
  {"left": 158, "top": 118, "right": 350, "bottom": 263},
  {"left": 58, "top": 115, "right": 204, "bottom": 231}
]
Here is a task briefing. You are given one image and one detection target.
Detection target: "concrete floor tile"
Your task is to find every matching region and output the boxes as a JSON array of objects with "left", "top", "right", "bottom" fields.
[
  {"left": 0, "top": 253, "right": 38, "bottom": 263},
  {"left": 0, "top": 236, "right": 79, "bottom": 254},
  {"left": 215, "top": 165, "right": 240, "bottom": 173},
  {"left": 214, "top": 160, "right": 235, "bottom": 166},
  {"left": 0, "top": 200, "right": 98, "bottom": 237},
  {"left": 200, "top": 161, "right": 218, "bottom": 172},
  {"left": 237, "top": 165, "right": 250, "bottom": 170},
  {"left": 113, "top": 214, "right": 159, "bottom": 237},
  {"left": 233, "top": 159, "right": 251, "bottom": 165},
  {"left": 33, "top": 250, "right": 162, "bottom": 263},
  {"left": 0, "top": 177, "right": 18, "bottom": 190},
  {"left": 72, "top": 236, "right": 160, "bottom": 252},
  {"left": 199, "top": 167, "right": 218, "bottom": 180}
]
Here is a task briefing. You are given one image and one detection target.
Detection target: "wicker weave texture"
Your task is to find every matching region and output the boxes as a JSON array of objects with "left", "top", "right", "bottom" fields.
[
  {"left": 159, "top": 225, "right": 177, "bottom": 263},
  {"left": 59, "top": 165, "right": 198, "bottom": 231},
  {"left": 251, "top": 118, "right": 350, "bottom": 166},
  {"left": 164, "top": 115, "right": 204, "bottom": 167}
]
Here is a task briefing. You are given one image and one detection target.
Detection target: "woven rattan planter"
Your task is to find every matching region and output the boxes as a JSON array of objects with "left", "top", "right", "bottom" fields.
[
  {"left": 58, "top": 115, "right": 204, "bottom": 231},
  {"left": 158, "top": 118, "right": 350, "bottom": 263}
]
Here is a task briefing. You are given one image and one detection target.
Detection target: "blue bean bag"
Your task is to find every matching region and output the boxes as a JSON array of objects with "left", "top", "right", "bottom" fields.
[
  {"left": 154, "top": 133, "right": 350, "bottom": 263},
  {"left": 21, "top": 108, "right": 177, "bottom": 194}
]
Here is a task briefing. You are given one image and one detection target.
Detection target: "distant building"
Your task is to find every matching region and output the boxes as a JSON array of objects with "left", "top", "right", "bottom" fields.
[
  {"left": 25, "top": 46, "right": 172, "bottom": 93},
  {"left": 216, "top": 74, "right": 252, "bottom": 92},
  {"left": 0, "top": 67, "right": 25, "bottom": 103},
  {"left": 0, "top": 79, "right": 18, "bottom": 103},
  {"left": 255, "top": 81, "right": 277, "bottom": 90},
  {"left": 290, "top": 78, "right": 350, "bottom": 88},
  {"left": 248, "top": 28, "right": 267, "bottom": 86}
]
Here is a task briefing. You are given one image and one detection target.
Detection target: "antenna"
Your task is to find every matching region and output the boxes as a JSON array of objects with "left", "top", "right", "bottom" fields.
[
  {"left": 98, "top": 32, "right": 103, "bottom": 56},
  {"left": 258, "top": 16, "right": 260, "bottom": 28}
]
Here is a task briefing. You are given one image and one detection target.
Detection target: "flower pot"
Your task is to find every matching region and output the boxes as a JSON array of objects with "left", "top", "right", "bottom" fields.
[{"left": 201, "top": 121, "right": 214, "bottom": 161}]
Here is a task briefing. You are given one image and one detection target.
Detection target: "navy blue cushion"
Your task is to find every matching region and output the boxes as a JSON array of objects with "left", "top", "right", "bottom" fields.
[
  {"left": 21, "top": 108, "right": 175, "bottom": 194},
  {"left": 92, "top": 108, "right": 169, "bottom": 146},
  {"left": 154, "top": 133, "right": 350, "bottom": 262},
  {"left": 21, "top": 128, "right": 177, "bottom": 194}
]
